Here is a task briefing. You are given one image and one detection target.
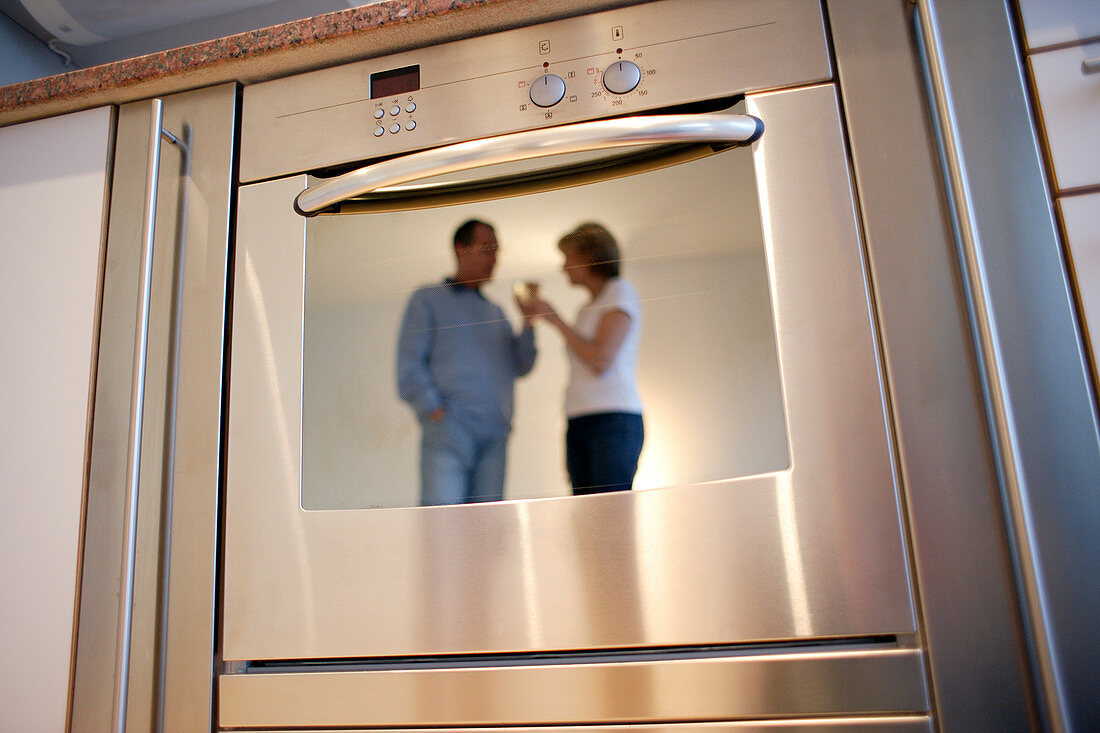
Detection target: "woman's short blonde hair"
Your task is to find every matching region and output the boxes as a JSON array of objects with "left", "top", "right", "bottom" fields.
[{"left": 558, "top": 222, "right": 621, "bottom": 279}]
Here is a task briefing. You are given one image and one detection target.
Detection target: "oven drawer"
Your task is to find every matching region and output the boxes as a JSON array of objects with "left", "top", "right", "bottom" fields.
[
  {"left": 219, "top": 647, "right": 930, "bottom": 730},
  {"left": 1029, "top": 40, "right": 1100, "bottom": 192}
]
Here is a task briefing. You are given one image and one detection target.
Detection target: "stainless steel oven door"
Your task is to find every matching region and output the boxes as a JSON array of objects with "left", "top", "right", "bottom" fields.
[{"left": 223, "top": 82, "right": 914, "bottom": 663}]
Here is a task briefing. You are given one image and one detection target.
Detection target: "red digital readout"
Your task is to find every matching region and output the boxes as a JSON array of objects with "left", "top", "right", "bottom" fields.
[{"left": 370, "top": 65, "right": 420, "bottom": 100}]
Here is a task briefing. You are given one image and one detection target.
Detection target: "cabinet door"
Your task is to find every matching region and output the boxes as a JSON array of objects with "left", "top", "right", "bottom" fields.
[
  {"left": 0, "top": 106, "right": 113, "bottom": 733},
  {"left": 68, "top": 84, "right": 237, "bottom": 733},
  {"left": 1017, "top": 0, "right": 1100, "bottom": 49}
]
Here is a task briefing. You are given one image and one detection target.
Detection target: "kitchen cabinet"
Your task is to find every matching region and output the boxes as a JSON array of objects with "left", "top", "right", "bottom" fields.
[
  {"left": 1017, "top": 0, "right": 1100, "bottom": 391},
  {"left": 0, "top": 106, "right": 113, "bottom": 733},
  {"left": 1016, "top": 0, "right": 1100, "bottom": 49}
]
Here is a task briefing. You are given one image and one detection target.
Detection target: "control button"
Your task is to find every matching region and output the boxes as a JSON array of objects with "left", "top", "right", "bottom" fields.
[
  {"left": 389, "top": 105, "right": 401, "bottom": 116},
  {"left": 390, "top": 123, "right": 401, "bottom": 134},
  {"left": 405, "top": 102, "right": 416, "bottom": 113},
  {"left": 373, "top": 108, "right": 385, "bottom": 119},
  {"left": 373, "top": 126, "right": 385, "bottom": 137},
  {"left": 405, "top": 120, "right": 417, "bottom": 131},
  {"left": 602, "top": 60, "right": 641, "bottom": 94},
  {"left": 529, "top": 73, "right": 566, "bottom": 108}
]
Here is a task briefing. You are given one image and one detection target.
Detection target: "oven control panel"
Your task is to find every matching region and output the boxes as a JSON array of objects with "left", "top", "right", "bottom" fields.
[{"left": 240, "top": 0, "right": 830, "bottom": 183}]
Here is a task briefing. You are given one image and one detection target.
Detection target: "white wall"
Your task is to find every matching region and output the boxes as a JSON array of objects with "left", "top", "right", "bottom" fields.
[{"left": 0, "top": 107, "right": 112, "bottom": 732}]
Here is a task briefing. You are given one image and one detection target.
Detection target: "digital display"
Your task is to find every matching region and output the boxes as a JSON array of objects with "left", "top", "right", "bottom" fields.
[{"left": 370, "top": 65, "right": 420, "bottom": 100}]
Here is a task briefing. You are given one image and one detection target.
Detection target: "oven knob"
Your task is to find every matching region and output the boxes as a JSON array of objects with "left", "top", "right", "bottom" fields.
[
  {"left": 603, "top": 60, "right": 641, "bottom": 94},
  {"left": 530, "top": 73, "right": 566, "bottom": 108}
]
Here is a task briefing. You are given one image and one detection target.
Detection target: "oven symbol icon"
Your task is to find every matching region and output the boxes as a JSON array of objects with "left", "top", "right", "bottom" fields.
[{"left": 539, "top": 40, "right": 550, "bottom": 54}]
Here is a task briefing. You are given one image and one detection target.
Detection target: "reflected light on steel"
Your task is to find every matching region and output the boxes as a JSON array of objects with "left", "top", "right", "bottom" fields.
[
  {"left": 632, "top": 414, "right": 673, "bottom": 490},
  {"left": 747, "top": 111, "right": 810, "bottom": 635},
  {"left": 513, "top": 502, "right": 544, "bottom": 647},
  {"left": 776, "top": 472, "right": 812, "bottom": 636},
  {"left": 242, "top": 249, "right": 317, "bottom": 646},
  {"left": 633, "top": 493, "right": 670, "bottom": 635}
]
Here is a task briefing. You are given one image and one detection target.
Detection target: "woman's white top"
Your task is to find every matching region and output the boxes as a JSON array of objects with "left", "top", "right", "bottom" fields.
[{"left": 564, "top": 277, "right": 643, "bottom": 418}]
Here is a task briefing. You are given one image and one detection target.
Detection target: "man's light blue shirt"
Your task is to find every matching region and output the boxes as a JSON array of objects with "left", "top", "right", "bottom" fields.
[{"left": 397, "top": 279, "right": 536, "bottom": 435}]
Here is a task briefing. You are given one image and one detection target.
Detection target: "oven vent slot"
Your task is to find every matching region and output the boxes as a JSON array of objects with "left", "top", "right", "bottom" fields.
[{"left": 238, "top": 635, "right": 903, "bottom": 674}]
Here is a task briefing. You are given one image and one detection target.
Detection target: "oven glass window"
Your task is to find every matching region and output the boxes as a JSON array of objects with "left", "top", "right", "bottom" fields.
[{"left": 302, "top": 143, "right": 788, "bottom": 509}]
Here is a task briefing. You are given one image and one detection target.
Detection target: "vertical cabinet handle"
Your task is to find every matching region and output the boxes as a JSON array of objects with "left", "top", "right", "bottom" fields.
[{"left": 113, "top": 97, "right": 184, "bottom": 733}]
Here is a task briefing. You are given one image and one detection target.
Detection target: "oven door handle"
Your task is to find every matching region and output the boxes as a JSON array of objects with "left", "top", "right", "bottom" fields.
[{"left": 293, "top": 113, "right": 763, "bottom": 215}]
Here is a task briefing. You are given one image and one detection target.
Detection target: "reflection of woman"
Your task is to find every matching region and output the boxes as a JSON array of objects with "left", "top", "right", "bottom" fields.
[{"left": 527, "top": 223, "right": 644, "bottom": 494}]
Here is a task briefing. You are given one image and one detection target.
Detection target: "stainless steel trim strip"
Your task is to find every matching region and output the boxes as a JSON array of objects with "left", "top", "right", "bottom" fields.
[
  {"left": 113, "top": 98, "right": 167, "bottom": 733},
  {"left": 915, "top": 1, "right": 1089, "bottom": 730},
  {"left": 294, "top": 114, "right": 764, "bottom": 214},
  {"left": 219, "top": 649, "right": 928, "bottom": 729},
  {"left": 232, "top": 719, "right": 934, "bottom": 733}
]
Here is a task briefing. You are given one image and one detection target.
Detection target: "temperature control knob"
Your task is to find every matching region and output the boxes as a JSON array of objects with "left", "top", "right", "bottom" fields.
[
  {"left": 602, "top": 60, "right": 641, "bottom": 94},
  {"left": 530, "top": 74, "right": 566, "bottom": 108}
]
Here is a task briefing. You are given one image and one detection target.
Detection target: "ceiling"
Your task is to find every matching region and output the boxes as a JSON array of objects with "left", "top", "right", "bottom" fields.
[{"left": 2, "top": 0, "right": 370, "bottom": 69}]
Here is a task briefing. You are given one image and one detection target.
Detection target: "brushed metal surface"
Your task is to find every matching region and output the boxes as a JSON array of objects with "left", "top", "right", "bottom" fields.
[
  {"left": 153, "top": 82, "right": 236, "bottom": 733},
  {"left": 0, "top": 106, "right": 114, "bottom": 733},
  {"left": 240, "top": 0, "right": 830, "bottom": 182},
  {"left": 219, "top": 649, "right": 928, "bottom": 728},
  {"left": 223, "top": 82, "right": 914, "bottom": 662},
  {"left": 70, "top": 84, "right": 236, "bottom": 733},
  {"left": 1027, "top": 40, "right": 1100, "bottom": 192}
]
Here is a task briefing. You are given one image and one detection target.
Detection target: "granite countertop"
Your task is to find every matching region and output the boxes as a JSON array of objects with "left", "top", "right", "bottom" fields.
[{"left": 0, "top": 0, "right": 641, "bottom": 127}]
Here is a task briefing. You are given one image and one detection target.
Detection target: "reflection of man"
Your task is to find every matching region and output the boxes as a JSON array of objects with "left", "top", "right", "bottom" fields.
[{"left": 397, "top": 219, "right": 537, "bottom": 505}]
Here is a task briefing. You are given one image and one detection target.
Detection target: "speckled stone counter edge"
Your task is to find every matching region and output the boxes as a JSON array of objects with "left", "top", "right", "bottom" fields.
[{"left": 0, "top": 0, "right": 645, "bottom": 127}]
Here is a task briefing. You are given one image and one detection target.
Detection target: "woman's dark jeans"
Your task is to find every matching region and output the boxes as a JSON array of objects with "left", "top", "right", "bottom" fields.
[{"left": 565, "top": 412, "right": 644, "bottom": 494}]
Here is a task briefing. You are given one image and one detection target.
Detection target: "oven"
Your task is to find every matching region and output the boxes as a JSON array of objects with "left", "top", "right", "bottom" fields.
[{"left": 218, "top": 0, "right": 930, "bottom": 728}]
